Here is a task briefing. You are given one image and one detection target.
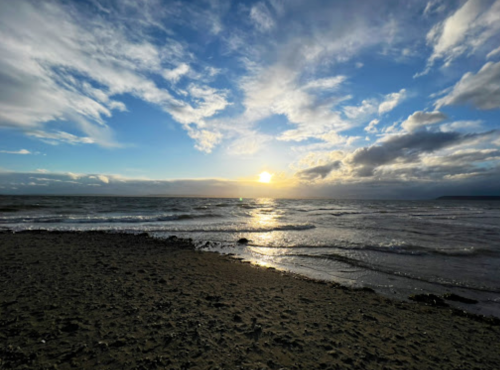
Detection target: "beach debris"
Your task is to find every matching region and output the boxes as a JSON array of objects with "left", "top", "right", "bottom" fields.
[
  {"left": 237, "top": 238, "right": 249, "bottom": 244},
  {"left": 409, "top": 294, "right": 448, "bottom": 307},
  {"left": 442, "top": 293, "right": 478, "bottom": 304}
]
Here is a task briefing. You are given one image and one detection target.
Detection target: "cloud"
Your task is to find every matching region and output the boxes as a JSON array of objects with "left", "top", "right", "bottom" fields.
[
  {"left": 347, "top": 130, "right": 496, "bottom": 176},
  {"left": 422, "top": 0, "right": 500, "bottom": 73},
  {"left": 378, "top": 89, "right": 407, "bottom": 114},
  {"left": 487, "top": 46, "right": 500, "bottom": 59},
  {"left": 186, "top": 129, "right": 223, "bottom": 153},
  {"left": 344, "top": 89, "right": 407, "bottom": 122},
  {"left": 226, "top": 132, "right": 272, "bottom": 155},
  {"left": 435, "top": 61, "right": 500, "bottom": 110},
  {"left": 344, "top": 99, "right": 377, "bottom": 120},
  {"left": 292, "top": 123, "right": 500, "bottom": 193},
  {"left": 440, "top": 120, "right": 483, "bottom": 132},
  {"left": 364, "top": 119, "right": 380, "bottom": 134},
  {"left": 401, "top": 111, "right": 447, "bottom": 132},
  {"left": 296, "top": 161, "right": 341, "bottom": 180},
  {"left": 250, "top": 2, "right": 275, "bottom": 32},
  {"left": 27, "top": 130, "right": 95, "bottom": 145},
  {"left": 97, "top": 175, "right": 109, "bottom": 184},
  {"left": 162, "top": 63, "right": 190, "bottom": 83},
  {"left": 229, "top": 1, "right": 421, "bottom": 147},
  {"left": 0, "top": 170, "right": 295, "bottom": 198},
  {"left": 303, "top": 76, "right": 346, "bottom": 90},
  {"left": 0, "top": 0, "right": 229, "bottom": 150},
  {"left": 241, "top": 64, "right": 351, "bottom": 143},
  {"left": 424, "top": 148, "right": 500, "bottom": 166},
  {"left": 0, "top": 149, "right": 31, "bottom": 155},
  {"left": 423, "top": 0, "right": 447, "bottom": 16}
]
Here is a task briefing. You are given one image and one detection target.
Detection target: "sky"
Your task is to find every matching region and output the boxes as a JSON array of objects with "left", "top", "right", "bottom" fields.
[{"left": 0, "top": 0, "right": 500, "bottom": 199}]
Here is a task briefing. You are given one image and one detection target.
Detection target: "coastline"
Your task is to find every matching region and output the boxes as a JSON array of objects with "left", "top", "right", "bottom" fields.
[{"left": 1, "top": 231, "right": 499, "bottom": 369}]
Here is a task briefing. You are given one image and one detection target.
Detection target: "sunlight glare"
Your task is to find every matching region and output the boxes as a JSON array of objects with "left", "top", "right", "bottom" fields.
[{"left": 258, "top": 171, "right": 273, "bottom": 183}]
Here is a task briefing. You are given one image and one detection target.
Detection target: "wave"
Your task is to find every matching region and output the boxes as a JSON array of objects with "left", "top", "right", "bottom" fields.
[
  {"left": 330, "top": 212, "right": 362, "bottom": 217},
  {"left": 0, "top": 223, "right": 316, "bottom": 234},
  {"left": 0, "top": 213, "right": 222, "bottom": 224},
  {"left": 410, "top": 212, "right": 486, "bottom": 218},
  {"left": 266, "top": 252, "right": 500, "bottom": 294},
  {"left": 357, "top": 244, "right": 497, "bottom": 257},
  {"left": 0, "top": 204, "right": 48, "bottom": 212},
  {"left": 243, "top": 241, "right": 497, "bottom": 258}
]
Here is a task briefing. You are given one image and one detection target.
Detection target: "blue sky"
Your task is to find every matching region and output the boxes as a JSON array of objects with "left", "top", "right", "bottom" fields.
[{"left": 0, "top": 0, "right": 500, "bottom": 198}]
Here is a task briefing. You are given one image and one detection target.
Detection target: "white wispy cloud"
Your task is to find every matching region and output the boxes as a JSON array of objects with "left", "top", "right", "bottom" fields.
[
  {"left": 250, "top": 2, "right": 275, "bottom": 32},
  {"left": 344, "top": 89, "right": 407, "bottom": 123},
  {"left": 27, "top": 131, "right": 95, "bottom": 145},
  {"left": 487, "top": 46, "right": 500, "bottom": 59},
  {"left": 435, "top": 61, "right": 500, "bottom": 110},
  {"left": 419, "top": 0, "right": 500, "bottom": 75},
  {"left": 0, "top": 149, "right": 31, "bottom": 155},
  {"left": 440, "top": 120, "right": 483, "bottom": 132},
  {"left": 378, "top": 89, "right": 407, "bottom": 115},
  {"left": 162, "top": 63, "right": 191, "bottom": 83},
  {"left": 0, "top": 0, "right": 229, "bottom": 150},
  {"left": 364, "top": 119, "right": 380, "bottom": 134}
]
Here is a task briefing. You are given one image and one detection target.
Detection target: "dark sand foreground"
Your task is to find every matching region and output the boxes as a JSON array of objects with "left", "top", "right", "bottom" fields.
[{"left": 1, "top": 232, "right": 499, "bottom": 370}]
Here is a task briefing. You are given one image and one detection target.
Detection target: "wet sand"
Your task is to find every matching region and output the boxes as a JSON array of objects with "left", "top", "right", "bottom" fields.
[{"left": 1, "top": 231, "right": 499, "bottom": 369}]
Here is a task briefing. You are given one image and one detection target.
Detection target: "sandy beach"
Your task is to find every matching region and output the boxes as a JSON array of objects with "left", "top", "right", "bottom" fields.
[{"left": 1, "top": 231, "right": 499, "bottom": 370}]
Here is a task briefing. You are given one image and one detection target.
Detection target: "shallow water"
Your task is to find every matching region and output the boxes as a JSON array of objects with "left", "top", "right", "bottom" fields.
[{"left": 1, "top": 195, "right": 500, "bottom": 317}]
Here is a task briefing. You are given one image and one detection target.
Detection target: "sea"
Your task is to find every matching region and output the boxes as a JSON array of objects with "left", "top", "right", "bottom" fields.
[{"left": 1, "top": 195, "right": 500, "bottom": 317}]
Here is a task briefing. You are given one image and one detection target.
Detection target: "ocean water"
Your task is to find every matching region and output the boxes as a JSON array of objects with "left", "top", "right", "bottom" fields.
[{"left": 1, "top": 195, "right": 500, "bottom": 317}]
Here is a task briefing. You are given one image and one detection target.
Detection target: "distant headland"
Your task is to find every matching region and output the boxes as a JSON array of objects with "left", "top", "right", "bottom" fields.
[{"left": 436, "top": 196, "right": 500, "bottom": 201}]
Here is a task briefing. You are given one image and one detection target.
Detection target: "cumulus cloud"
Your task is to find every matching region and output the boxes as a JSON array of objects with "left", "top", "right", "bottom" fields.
[
  {"left": 347, "top": 130, "right": 496, "bottom": 177},
  {"left": 0, "top": 149, "right": 31, "bottom": 155},
  {"left": 293, "top": 126, "right": 500, "bottom": 188},
  {"left": 401, "top": 111, "right": 447, "bottom": 132},
  {"left": 435, "top": 61, "right": 500, "bottom": 110}
]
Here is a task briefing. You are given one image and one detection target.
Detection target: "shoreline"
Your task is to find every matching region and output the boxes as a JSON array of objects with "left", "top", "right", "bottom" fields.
[{"left": 1, "top": 230, "right": 499, "bottom": 369}]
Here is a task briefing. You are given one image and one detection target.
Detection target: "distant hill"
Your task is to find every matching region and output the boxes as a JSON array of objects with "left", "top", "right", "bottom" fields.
[{"left": 436, "top": 196, "right": 500, "bottom": 201}]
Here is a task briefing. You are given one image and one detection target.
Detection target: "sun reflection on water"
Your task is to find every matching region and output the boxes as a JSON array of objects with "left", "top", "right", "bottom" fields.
[{"left": 242, "top": 198, "right": 287, "bottom": 267}]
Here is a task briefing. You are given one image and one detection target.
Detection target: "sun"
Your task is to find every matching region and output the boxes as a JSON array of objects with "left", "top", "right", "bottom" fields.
[{"left": 258, "top": 171, "right": 273, "bottom": 183}]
